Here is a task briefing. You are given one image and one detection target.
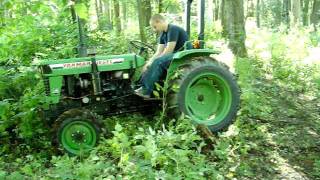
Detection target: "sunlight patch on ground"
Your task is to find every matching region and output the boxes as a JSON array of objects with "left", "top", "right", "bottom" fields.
[
  {"left": 275, "top": 157, "right": 309, "bottom": 180},
  {"left": 220, "top": 124, "right": 239, "bottom": 138},
  {"left": 303, "top": 47, "right": 320, "bottom": 65},
  {"left": 263, "top": 129, "right": 310, "bottom": 180}
]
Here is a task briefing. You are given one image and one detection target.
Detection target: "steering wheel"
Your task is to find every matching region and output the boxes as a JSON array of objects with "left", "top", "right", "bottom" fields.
[{"left": 129, "top": 40, "right": 155, "bottom": 55}]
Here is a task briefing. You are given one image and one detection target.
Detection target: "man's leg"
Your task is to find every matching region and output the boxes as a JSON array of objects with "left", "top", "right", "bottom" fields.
[{"left": 140, "top": 53, "right": 174, "bottom": 96}]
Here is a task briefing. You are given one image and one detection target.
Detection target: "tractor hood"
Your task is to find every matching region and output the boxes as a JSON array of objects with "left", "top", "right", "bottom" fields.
[{"left": 34, "top": 54, "right": 145, "bottom": 76}]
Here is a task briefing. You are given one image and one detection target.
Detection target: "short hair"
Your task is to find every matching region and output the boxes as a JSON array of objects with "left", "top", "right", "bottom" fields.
[{"left": 150, "top": 14, "right": 165, "bottom": 23}]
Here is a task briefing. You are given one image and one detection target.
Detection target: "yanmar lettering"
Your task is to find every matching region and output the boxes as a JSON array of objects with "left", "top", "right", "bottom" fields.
[
  {"left": 63, "top": 61, "right": 91, "bottom": 68},
  {"left": 49, "top": 58, "right": 125, "bottom": 69}
]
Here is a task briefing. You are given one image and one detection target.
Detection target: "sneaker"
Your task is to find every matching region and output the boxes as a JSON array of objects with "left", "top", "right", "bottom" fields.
[{"left": 134, "top": 87, "right": 151, "bottom": 99}]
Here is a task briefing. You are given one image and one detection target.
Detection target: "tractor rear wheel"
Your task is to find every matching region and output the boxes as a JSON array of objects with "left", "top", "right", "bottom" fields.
[
  {"left": 52, "top": 109, "right": 102, "bottom": 155},
  {"left": 167, "top": 56, "right": 240, "bottom": 132}
]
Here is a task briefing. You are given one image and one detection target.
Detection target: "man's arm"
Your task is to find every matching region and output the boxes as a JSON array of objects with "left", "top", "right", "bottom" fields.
[
  {"left": 150, "top": 44, "right": 165, "bottom": 61},
  {"left": 160, "top": 42, "right": 177, "bottom": 56},
  {"left": 142, "top": 44, "right": 165, "bottom": 71}
]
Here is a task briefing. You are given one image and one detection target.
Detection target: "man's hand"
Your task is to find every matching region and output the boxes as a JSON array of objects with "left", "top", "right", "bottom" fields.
[
  {"left": 142, "top": 42, "right": 176, "bottom": 73},
  {"left": 142, "top": 60, "right": 152, "bottom": 72},
  {"left": 142, "top": 44, "right": 165, "bottom": 73}
]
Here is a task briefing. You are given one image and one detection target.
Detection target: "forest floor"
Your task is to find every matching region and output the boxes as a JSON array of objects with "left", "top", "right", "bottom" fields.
[{"left": 210, "top": 25, "right": 320, "bottom": 179}]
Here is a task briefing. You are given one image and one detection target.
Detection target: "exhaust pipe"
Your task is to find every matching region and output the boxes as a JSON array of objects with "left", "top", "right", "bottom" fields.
[
  {"left": 184, "top": 0, "right": 205, "bottom": 48},
  {"left": 185, "top": 0, "right": 192, "bottom": 38},
  {"left": 198, "top": 0, "right": 205, "bottom": 41}
]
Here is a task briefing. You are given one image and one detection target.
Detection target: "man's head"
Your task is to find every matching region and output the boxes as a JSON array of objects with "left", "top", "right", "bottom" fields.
[{"left": 150, "top": 14, "right": 167, "bottom": 33}]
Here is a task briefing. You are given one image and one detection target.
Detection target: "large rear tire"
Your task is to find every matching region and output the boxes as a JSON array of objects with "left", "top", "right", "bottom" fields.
[{"left": 167, "top": 56, "right": 240, "bottom": 132}]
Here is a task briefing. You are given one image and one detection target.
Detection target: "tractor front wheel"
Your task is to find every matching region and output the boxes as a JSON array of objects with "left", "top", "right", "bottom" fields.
[
  {"left": 167, "top": 56, "right": 240, "bottom": 132},
  {"left": 52, "top": 109, "right": 102, "bottom": 155}
]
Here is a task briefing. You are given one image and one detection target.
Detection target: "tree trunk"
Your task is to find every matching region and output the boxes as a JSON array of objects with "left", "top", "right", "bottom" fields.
[
  {"left": 113, "top": 0, "right": 121, "bottom": 34},
  {"left": 95, "top": 0, "right": 102, "bottom": 29},
  {"left": 158, "top": 0, "right": 163, "bottom": 13},
  {"left": 143, "top": 0, "right": 152, "bottom": 27},
  {"left": 261, "top": 0, "right": 265, "bottom": 17},
  {"left": 99, "top": 0, "right": 103, "bottom": 14},
  {"left": 311, "top": 0, "right": 320, "bottom": 29},
  {"left": 137, "top": 0, "right": 146, "bottom": 42},
  {"left": 214, "top": 0, "right": 220, "bottom": 21},
  {"left": 247, "top": 0, "right": 255, "bottom": 17},
  {"left": 221, "top": 0, "right": 247, "bottom": 57},
  {"left": 109, "top": 0, "right": 114, "bottom": 30},
  {"left": 103, "top": 0, "right": 112, "bottom": 30},
  {"left": 220, "top": 0, "right": 227, "bottom": 37},
  {"left": 283, "top": 0, "right": 291, "bottom": 26},
  {"left": 256, "top": 0, "right": 261, "bottom": 27},
  {"left": 302, "top": 0, "right": 310, "bottom": 25},
  {"left": 121, "top": 0, "right": 127, "bottom": 29},
  {"left": 70, "top": 4, "right": 77, "bottom": 23},
  {"left": 98, "top": 0, "right": 103, "bottom": 28},
  {"left": 292, "top": 0, "right": 301, "bottom": 25}
]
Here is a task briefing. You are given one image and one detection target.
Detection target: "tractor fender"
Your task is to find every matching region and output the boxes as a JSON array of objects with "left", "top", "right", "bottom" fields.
[
  {"left": 172, "top": 49, "right": 220, "bottom": 60},
  {"left": 167, "top": 49, "right": 221, "bottom": 78}
]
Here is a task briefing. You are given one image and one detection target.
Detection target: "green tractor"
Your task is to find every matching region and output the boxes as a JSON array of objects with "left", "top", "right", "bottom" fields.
[{"left": 36, "top": 0, "right": 240, "bottom": 155}]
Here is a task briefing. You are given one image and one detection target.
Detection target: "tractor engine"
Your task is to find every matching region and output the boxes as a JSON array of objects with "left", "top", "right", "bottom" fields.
[
  {"left": 62, "top": 70, "right": 133, "bottom": 102},
  {"left": 37, "top": 54, "right": 151, "bottom": 120}
]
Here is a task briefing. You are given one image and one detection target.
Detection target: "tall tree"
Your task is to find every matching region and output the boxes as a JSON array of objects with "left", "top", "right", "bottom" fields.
[
  {"left": 121, "top": 0, "right": 127, "bottom": 29},
  {"left": 283, "top": 0, "right": 291, "bottom": 26},
  {"left": 103, "top": 0, "right": 112, "bottom": 30},
  {"left": 221, "top": 0, "right": 247, "bottom": 57},
  {"left": 247, "top": 0, "right": 255, "bottom": 17},
  {"left": 220, "top": 0, "right": 226, "bottom": 36},
  {"left": 113, "top": 0, "right": 121, "bottom": 34},
  {"left": 302, "top": 0, "right": 310, "bottom": 25},
  {"left": 158, "top": 0, "right": 163, "bottom": 13},
  {"left": 311, "top": 0, "right": 320, "bottom": 29},
  {"left": 292, "top": 0, "right": 301, "bottom": 25},
  {"left": 256, "top": 0, "right": 261, "bottom": 28},
  {"left": 137, "top": 0, "right": 146, "bottom": 42},
  {"left": 143, "top": 0, "right": 152, "bottom": 27},
  {"left": 70, "top": 3, "right": 77, "bottom": 23},
  {"left": 213, "top": 0, "right": 220, "bottom": 21},
  {"left": 109, "top": 0, "right": 114, "bottom": 29},
  {"left": 95, "top": 0, "right": 103, "bottom": 29}
]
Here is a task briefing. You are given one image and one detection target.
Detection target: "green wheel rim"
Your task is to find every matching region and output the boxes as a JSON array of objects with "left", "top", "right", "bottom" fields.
[
  {"left": 60, "top": 120, "right": 97, "bottom": 155},
  {"left": 185, "top": 72, "right": 232, "bottom": 126}
]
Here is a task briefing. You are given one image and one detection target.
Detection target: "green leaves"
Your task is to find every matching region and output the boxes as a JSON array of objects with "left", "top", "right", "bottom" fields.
[{"left": 74, "top": 3, "right": 88, "bottom": 20}]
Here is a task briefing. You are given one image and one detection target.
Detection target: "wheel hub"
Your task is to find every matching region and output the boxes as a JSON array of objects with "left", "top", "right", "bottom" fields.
[
  {"left": 72, "top": 131, "right": 86, "bottom": 143},
  {"left": 197, "top": 94, "right": 204, "bottom": 102}
]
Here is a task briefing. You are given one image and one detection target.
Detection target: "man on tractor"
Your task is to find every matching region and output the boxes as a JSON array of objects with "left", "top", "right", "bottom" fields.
[
  {"left": 135, "top": 14, "right": 189, "bottom": 98},
  {"left": 36, "top": 1, "right": 240, "bottom": 155}
]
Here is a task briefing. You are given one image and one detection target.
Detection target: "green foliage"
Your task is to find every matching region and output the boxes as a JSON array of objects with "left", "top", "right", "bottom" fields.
[
  {"left": 0, "top": 1, "right": 78, "bottom": 66},
  {"left": 0, "top": 1, "right": 319, "bottom": 179},
  {"left": 74, "top": 3, "right": 89, "bottom": 20},
  {"left": 87, "top": 31, "right": 130, "bottom": 55},
  {"left": 0, "top": 67, "right": 50, "bottom": 156},
  {"left": 98, "top": 120, "right": 221, "bottom": 179}
]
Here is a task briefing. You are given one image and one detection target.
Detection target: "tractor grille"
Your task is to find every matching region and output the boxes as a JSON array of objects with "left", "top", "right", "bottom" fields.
[{"left": 43, "top": 77, "right": 50, "bottom": 96}]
